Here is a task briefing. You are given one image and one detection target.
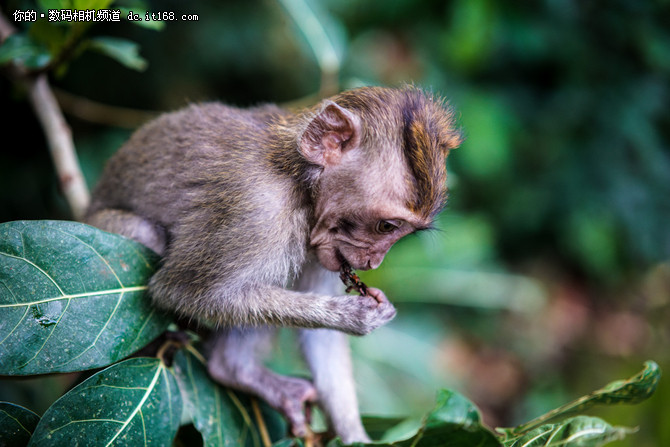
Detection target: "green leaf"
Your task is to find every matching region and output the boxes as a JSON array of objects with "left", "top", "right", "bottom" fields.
[
  {"left": 360, "top": 415, "right": 408, "bottom": 441},
  {"left": 88, "top": 36, "right": 148, "bottom": 71},
  {"left": 328, "top": 389, "right": 499, "bottom": 446},
  {"left": 595, "top": 361, "right": 661, "bottom": 404},
  {"left": 28, "top": 19, "right": 68, "bottom": 59},
  {"left": 27, "top": 357, "right": 182, "bottom": 446},
  {"left": 172, "top": 347, "right": 287, "bottom": 446},
  {"left": 0, "top": 34, "right": 51, "bottom": 69},
  {"left": 504, "top": 416, "right": 634, "bottom": 447},
  {"left": 0, "top": 402, "right": 40, "bottom": 447},
  {"left": 425, "top": 388, "right": 488, "bottom": 428},
  {"left": 498, "top": 361, "right": 661, "bottom": 438},
  {"left": 0, "top": 220, "right": 169, "bottom": 375}
]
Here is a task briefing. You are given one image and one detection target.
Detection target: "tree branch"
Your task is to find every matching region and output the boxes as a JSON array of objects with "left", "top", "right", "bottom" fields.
[
  {"left": 0, "top": 8, "right": 90, "bottom": 220},
  {"left": 54, "top": 88, "right": 158, "bottom": 129},
  {"left": 27, "top": 75, "right": 90, "bottom": 219}
]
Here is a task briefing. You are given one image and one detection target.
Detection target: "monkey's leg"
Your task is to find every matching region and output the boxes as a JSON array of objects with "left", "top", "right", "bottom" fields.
[
  {"left": 86, "top": 208, "right": 167, "bottom": 255},
  {"left": 300, "top": 329, "right": 370, "bottom": 443},
  {"left": 207, "top": 327, "right": 318, "bottom": 438},
  {"left": 292, "top": 259, "right": 370, "bottom": 443}
]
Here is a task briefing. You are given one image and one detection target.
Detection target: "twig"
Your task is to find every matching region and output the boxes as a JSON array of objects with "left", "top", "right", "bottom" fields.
[
  {"left": 155, "top": 339, "right": 180, "bottom": 364},
  {"left": 251, "top": 398, "right": 272, "bottom": 447},
  {"left": 54, "top": 88, "right": 158, "bottom": 128},
  {"left": 0, "top": 7, "right": 90, "bottom": 220}
]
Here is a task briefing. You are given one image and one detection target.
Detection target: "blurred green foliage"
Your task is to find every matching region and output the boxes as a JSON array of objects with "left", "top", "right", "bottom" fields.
[{"left": 1, "top": 0, "right": 669, "bottom": 446}]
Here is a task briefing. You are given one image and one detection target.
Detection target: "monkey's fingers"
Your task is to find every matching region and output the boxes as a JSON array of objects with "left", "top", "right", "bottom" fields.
[{"left": 364, "top": 287, "right": 388, "bottom": 305}]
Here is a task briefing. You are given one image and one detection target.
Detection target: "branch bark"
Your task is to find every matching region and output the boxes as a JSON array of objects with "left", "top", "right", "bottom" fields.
[
  {"left": 0, "top": 8, "right": 90, "bottom": 220},
  {"left": 27, "top": 75, "right": 90, "bottom": 219}
]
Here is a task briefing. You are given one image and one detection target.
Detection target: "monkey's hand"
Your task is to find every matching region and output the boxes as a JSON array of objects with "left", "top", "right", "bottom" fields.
[{"left": 334, "top": 287, "right": 396, "bottom": 336}]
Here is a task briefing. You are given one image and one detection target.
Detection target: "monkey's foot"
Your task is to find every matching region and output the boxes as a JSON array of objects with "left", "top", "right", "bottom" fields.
[{"left": 268, "top": 375, "right": 318, "bottom": 438}]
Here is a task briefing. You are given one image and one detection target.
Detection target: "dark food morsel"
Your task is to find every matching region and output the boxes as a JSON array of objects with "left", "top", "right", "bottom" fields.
[{"left": 339, "top": 263, "right": 369, "bottom": 296}]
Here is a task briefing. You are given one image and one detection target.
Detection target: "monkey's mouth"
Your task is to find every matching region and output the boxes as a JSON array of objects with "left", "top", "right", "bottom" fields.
[{"left": 335, "top": 249, "right": 348, "bottom": 269}]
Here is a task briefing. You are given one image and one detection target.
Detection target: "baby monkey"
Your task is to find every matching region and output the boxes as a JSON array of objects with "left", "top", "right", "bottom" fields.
[{"left": 86, "top": 86, "right": 462, "bottom": 443}]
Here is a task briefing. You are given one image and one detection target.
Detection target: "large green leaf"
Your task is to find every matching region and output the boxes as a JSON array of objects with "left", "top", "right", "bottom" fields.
[
  {"left": 27, "top": 357, "right": 182, "bottom": 446},
  {"left": 0, "top": 402, "right": 40, "bottom": 447},
  {"left": 498, "top": 361, "right": 661, "bottom": 439},
  {"left": 503, "top": 416, "right": 634, "bottom": 447},
  {"left": 0, "top": 220, "right": 169, "bottom": 375},
  {"left": 172, "top": 347, "right": 287, "bottom": 447}
]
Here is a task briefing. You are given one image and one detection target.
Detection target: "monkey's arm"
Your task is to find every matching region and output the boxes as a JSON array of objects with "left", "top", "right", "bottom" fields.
[
  {"left": 145, "top": 206, "right": 396, "bottom": 335},
  {"left": 150, "top": 266, "right": 395, "bottom": 336}
]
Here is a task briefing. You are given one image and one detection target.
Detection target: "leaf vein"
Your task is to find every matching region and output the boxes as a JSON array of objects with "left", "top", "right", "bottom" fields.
[
  {"left": 104, "top": 362, "right": 164, "bottom": 447},
  {"left": 0, "top": 286, "right": 147, "bottom": 308},
  {"left": 52, "top": 290, "right": 127, "bottom": 368},
  {"left": 0, "top": 409, "right": 33, "bottom": 434},
  {"left": 47, "top": 418, "right": 124, "bottom": 436},
  {"left": 0, "top": 306, "right": 29, "bottom": 347},
  {"left": 564, "top": 427, "right": 607, "bottom": 442},
  {"left": 519, "top": 427, "right": 554, "bottom": 447},
  {"left": 0, "top": 277, "right": 19, "bottom": 304},
  {"left": 128, "top": 308, "right": 156, "bottom": 349},
  {"left": 83, "top": 384, "right": 150, "bottom": 392},
  {"left": 0, "top": 251, "right": 65, "bottom": 296},
  {"left": 56, "top": 229, "right": 125, "bottom": 288}
]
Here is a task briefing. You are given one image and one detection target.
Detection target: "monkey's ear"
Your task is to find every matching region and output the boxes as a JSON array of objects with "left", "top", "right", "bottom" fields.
[{"left": 300, "top": 101, "right": 361, "bottom": 167}]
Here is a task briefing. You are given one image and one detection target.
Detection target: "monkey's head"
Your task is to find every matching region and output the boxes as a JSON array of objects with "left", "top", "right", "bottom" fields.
[{"left": 301, "top": 86, "right": 463, "bottom": 272}]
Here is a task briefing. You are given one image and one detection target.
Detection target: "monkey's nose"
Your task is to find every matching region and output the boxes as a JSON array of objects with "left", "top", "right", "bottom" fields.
[{"left": 368, "top": 255, "right": 384, "bottom": 270}]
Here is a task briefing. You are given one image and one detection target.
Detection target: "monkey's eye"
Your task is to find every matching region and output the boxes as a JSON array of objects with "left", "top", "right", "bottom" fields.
[{"left": 376, "top": 220, "right": 399, "bottom": 234}]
